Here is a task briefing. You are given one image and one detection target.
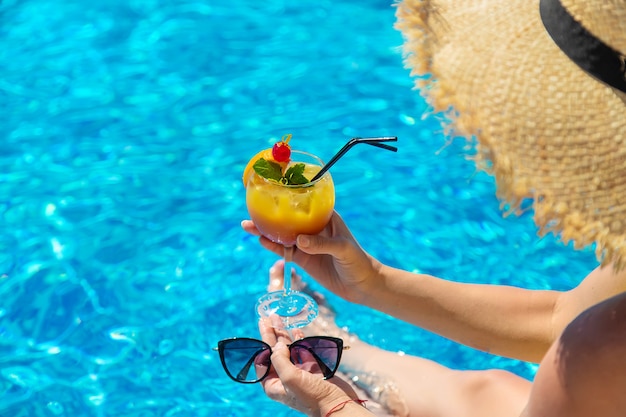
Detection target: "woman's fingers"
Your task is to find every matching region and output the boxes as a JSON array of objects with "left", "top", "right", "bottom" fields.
[
  {"left": 258, "top": 236, "right": 287, "bottom": 257},
  {"left": 296, "top": 234, "right": 346, "bottom": 256},
  {"left": 242, "top": 220, "right": 286, "bottom": 256},
  {"left": 271, "top": 315, "right": 293, "bottom": 345},
  {"left": 270, "top": 342, "right": 301, "bottom": 384},
  {"left": 291, "top": 328, "right": 305, "bottom": 340},
  {"left": 259, "top": 316, "right": 278, "bottom": 346},
  {"left": 241, "top": 220, "right": 260, "bottom": 235},
  {"left": 295, "top": 213, "right": 353, "bottom": 257}
]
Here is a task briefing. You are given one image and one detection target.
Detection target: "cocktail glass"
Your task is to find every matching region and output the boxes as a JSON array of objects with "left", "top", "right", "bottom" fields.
[{"left": 245, "top": 150, "right": 335, "bottom": 329}]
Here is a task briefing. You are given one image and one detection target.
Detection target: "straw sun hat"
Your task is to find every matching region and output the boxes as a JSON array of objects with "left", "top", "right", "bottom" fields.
[{"left": 395, "top": 0, "right": 626, "bottom": 268}]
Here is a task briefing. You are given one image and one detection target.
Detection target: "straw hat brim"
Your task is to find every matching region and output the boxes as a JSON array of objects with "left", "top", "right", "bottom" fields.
[{"left": 396, "top": 0, "right": 626, "bottom": 268}]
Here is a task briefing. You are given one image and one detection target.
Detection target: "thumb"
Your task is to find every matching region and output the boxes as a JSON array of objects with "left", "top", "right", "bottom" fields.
[
  {"left": 296, "top": 234, "right": 346, "bottom": 256},
  {"left": 270, "top": 342, "right": 299, "bottom": 383},
  {"left": 272, "top": 342, "right": 336, "bottom": 397},
  {"left": 271, "top": 342, "right": 346, "bottom": 414}
]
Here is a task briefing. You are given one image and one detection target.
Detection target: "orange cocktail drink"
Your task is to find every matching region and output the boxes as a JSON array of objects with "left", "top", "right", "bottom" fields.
[
  {"left": 246, "top": 152, "right": 334, "bottom": 246},
  {"left": 243, "top": 135, "right": 335, "bottom": 328},
  {"left": 243, "top": 134, "right": 395, "bottom": 329}
]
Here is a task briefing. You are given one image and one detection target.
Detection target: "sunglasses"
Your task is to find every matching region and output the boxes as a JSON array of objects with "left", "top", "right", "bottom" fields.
[{"left": 214, "top": 336, "right": 348, "bottom": 383}]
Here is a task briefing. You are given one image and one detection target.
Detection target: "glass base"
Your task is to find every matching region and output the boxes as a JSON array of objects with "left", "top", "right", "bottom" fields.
[{"left": 256, "top": 290, "right": 319, "bottom": 329}]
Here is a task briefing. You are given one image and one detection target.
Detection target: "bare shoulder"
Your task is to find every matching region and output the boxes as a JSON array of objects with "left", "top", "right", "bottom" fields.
[
  {"left": 524, "top": 292, "right": 626, "bottom": 417},
  {"left": 553, "top": 265, "right": 626, "bottom": 334},
  {"left": 562, "top": 291, "right": 626, "bottom": 369}
]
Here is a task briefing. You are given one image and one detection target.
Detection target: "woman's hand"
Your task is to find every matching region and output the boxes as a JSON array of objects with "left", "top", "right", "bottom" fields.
[
  {"left": 258, "top": 317, "right": 358, "bottom": 416},
  {"left": 257, "top": 263, "right": 372, "bottom": 417},
  {"left": 242, "top": 211, "right": 383, "bottom": 303}
]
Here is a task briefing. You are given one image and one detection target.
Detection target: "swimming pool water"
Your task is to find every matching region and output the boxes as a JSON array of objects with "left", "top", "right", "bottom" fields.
[{"left": 0, "top": 0, "right": 599, "bottom": 416}]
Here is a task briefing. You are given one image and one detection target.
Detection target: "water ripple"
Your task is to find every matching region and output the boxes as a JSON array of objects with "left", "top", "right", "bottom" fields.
[{"left": 0, "top": 0, "right": 598, "bottom": 416}]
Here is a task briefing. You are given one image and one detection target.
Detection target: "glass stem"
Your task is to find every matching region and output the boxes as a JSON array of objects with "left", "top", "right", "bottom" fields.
[{"left": 283, "top": 245, "right": 294, "bottom": 295}]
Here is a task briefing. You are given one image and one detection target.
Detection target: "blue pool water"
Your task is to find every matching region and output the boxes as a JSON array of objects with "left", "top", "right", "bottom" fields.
[{"left": 0, "top": 0, "right": 599, "bottom": 416}]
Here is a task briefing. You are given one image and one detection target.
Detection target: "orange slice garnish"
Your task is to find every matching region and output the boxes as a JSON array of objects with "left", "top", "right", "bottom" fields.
[
  {"left": 243, "top": 135, "right": 294, "bottom": 186},
  {"left": 242, "top": 148, "right": 273, "bottom": 186}
]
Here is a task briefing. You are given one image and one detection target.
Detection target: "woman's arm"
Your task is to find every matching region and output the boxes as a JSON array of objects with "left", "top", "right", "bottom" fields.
[
  {"left": 365, "top": 265, "right": 559, "bottom": 362},
  {"left": 361, "top": 264, "right": 626, "bottom": 363},
  {"left": 244, "top": 214, "right": 626, "bottom": 363}
]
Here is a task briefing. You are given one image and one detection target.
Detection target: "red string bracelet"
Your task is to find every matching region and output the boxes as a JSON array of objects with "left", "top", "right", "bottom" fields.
[{"left": 324, "top": 398, "right": 368, "bottom": 417}]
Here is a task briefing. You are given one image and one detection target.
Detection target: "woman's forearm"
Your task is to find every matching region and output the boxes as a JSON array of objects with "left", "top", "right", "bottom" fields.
[{"left": 359, "top": 265, "right": 559, "bottom": 363}]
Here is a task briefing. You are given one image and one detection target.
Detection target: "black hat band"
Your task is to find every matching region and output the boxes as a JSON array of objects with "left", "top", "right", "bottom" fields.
[{"left": 540, "top": 0, "right": 626, "bottom": 93}]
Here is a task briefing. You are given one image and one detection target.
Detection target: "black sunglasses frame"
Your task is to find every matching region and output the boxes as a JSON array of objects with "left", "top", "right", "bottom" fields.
[{"left": 214, "top": 336, "right": 347, "bottom": 384}]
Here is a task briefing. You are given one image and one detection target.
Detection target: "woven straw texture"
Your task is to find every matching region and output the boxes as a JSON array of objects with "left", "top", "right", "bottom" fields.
[{"left": 395, "top": 0, "right": 626, "bottom": 268}]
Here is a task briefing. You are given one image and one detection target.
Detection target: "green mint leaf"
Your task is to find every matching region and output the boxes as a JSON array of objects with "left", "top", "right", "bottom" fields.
[
  {"left": 284, "top": 163, "right": 309, "bottom": 185},
  {"left": 253, "top": 158, "right": 283, "bottom": 182},
  {"left": 252, "top": 159, "right": 310, "bottom": 185}
]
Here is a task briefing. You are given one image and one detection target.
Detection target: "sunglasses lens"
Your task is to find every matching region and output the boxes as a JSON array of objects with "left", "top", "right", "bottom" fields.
[
  {"left": 219, "top": 339, "right": 271, "bottom": 383},
  {"left": 290, "top": 337, "right": 341, "bottom": 379}
]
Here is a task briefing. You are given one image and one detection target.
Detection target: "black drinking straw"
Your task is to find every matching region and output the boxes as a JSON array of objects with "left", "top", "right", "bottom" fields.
[{"left": 310, "top": 136, "right": 398, "bottom": 182}]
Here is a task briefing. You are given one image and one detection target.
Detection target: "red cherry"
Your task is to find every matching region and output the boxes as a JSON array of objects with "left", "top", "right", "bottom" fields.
[{"left": 272, "top": 142, "right": 291, "bottom": 162}]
